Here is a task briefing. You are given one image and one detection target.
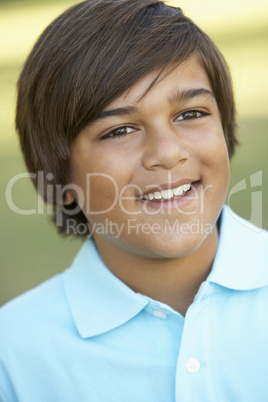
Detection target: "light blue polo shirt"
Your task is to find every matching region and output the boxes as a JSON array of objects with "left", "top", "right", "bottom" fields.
[{"left": 0, "top": 206, "right": 268, "bottom": 401}]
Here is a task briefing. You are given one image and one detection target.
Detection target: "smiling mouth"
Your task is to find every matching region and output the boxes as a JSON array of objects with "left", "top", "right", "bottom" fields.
[{"left": 139, "top": 183, "right": 192, "bottom": 201}]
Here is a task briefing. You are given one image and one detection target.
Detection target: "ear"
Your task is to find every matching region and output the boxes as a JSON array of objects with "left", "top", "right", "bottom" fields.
[{"left": 62, "top": 190, "right": 76, "bottom": 205}]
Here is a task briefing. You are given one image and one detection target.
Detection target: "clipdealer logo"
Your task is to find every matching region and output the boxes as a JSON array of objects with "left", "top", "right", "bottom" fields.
[{"left": 4, "top": 170, "right": 264, "bottom": 232}]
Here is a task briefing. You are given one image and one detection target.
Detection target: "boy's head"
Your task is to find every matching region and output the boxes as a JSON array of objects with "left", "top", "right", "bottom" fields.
[{"left": 16, "top": 0, "right": 237, "bottom": 237}]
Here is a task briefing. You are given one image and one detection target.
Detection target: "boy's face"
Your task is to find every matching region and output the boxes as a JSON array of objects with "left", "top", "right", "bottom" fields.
[{"left": 69, "top": 55, "right": 230, "bottom": 259}]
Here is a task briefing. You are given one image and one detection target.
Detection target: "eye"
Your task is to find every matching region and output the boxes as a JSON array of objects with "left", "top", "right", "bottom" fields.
[
  {"left": 101, "top": 126, "right": 136, "bottom": 140},
  {"left": 175, "top": 110, "right": 210, "bottom": 121}
]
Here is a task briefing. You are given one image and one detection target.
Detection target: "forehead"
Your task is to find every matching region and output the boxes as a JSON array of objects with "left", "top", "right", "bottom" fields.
[{"left": 105, "top": 55, "right": 212, "bottom": 110}]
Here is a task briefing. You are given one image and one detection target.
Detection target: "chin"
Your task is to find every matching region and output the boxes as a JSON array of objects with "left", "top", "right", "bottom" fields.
[{"left": 142, "top": 231, "right": 210, "bottom": 259}]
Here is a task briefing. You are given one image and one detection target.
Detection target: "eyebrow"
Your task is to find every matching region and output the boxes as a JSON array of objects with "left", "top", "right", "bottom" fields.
[
  {"left": 168, "top": 88, "right": 215, "bottom": 104},
  {"left": 95, "top": 87, "right": 215, "bottom": 122},
  {"left": 95, "top": 106, "right": 138, "bottom": 121}
]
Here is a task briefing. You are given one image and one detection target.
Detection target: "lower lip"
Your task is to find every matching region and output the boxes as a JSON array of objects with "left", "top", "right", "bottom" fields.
[{"left": 137, "top": 182, "right": 200, "bottom": 211}]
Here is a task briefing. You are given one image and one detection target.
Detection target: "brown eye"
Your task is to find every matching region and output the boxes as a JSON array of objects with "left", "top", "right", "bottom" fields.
[
  {"left": 176, "top": 110, "right": 210, "bottom": 121},
  {"left": 101, "top": 126, "right": 135, "bottom": 140}
]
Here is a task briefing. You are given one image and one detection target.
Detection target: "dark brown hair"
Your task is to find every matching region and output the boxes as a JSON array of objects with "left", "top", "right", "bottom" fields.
[{"left": 16, "top": 0, "right": 238, "bottom": 236}]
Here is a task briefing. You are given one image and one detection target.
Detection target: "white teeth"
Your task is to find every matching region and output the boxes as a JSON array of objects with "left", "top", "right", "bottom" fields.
[
  {"left": 153, "top": 191, "right": 162, "bottom": 200},
  {"left": 161, "top": 189, "right": 173, "bottom": 200},
  {"left": 173, "top": 186, "right": 183, "bottom": 196},
  {"left": 142, "top": 183, "right": 191, "bottom": 201},
  {"left": 183, "top": 184, "right": 191, "bottom": 191}
]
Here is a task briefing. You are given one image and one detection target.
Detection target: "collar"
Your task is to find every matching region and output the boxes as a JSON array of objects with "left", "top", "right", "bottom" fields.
[
  {"left": 207, "top": 205, "right": 268, "bottom": 290},
  {"left": 63, "top": 206, "right": 268, "bottom": 338},
  {"left": 63, "top": 240, "right": 148, "bottom": 338}
]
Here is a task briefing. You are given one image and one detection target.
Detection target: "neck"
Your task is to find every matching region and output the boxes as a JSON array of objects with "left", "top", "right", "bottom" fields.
[{"left": 94, "top": 227, "right": 219, "bottom": 316}]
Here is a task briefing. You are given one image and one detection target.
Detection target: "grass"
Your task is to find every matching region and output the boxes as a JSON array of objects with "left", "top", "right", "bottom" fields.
[{"left": 0, "top": 0, "right": 267, "bottom": 305}]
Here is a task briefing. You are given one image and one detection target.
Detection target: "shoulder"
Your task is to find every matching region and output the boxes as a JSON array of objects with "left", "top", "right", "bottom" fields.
[
  {"left": 220, "top": 205, "right": 268, "bottom": 251},
  {"left": 0, "top": 273, "right": 63, "bottom": 313},
  {"left": 0, "top": 273, "right": 71, "bottom": 400},
  {"left": 0, "top": 241, "right": 93, "bottom": 345},
  {"left": 0, "top": 273, "right": 67, "bottom": 346},
  {"left": 209, "top": 206, "right": 268, "bottom": 291}
]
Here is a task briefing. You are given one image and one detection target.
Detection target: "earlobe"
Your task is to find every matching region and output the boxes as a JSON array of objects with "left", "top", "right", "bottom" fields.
[{"left": 62, "top": 190, "right": 76, "bottom": 205}]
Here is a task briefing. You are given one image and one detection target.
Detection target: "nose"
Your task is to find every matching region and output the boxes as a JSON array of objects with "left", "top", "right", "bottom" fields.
[{"left": 142, "top": 123, "right": 190, "bottom": 170}]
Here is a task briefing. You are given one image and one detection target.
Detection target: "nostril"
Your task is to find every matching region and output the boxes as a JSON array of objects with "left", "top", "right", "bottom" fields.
[{"left": 142, "top": 139, "right": 190, "bottom": 170}]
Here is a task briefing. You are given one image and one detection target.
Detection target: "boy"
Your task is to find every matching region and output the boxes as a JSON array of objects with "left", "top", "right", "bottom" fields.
[{"left": 1, "top": 0, "right": 267, "bottom": 401}]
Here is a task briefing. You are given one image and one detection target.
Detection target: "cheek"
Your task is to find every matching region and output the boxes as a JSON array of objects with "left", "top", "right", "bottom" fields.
[
  {"left": 206, "top": 139, "right": 230, "bottom": 206},
  {"left": 212, "top": 135, "right": 230, "bottom": 177},
  {"left": 86, "top": 174, "right": 120, "bottom": 215},
  {"left": 193, "top": 127, "right": 230, "bottom": 200},
  {"left": 72, "top": 162, "right": 138, "bottom": 221},
  {"left": 196, "top": 124, "right": 230, "bottom": 171}
]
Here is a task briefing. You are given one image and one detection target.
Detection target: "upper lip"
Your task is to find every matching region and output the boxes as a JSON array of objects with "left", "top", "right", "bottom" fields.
[{"left": 138, "top": 179, "right": 197, "bottom": 197}]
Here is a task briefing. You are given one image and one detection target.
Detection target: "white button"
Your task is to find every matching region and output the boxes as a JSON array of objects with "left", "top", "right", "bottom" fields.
[
  {"left": 186, "top": 358, "right": 200, "bottom": 373},
  {"left": 153, "top": 310, "right": 167, "bottom": 319}
]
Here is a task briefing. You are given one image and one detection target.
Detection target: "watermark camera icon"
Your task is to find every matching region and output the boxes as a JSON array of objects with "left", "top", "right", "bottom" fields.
[{"left": 227, "top": 170, "right": 263, "bottom": 232}]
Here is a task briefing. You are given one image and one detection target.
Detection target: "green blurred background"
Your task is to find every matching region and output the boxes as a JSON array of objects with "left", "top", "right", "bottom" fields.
[{"left": 1, "top": 0, "right": 267, "bottom": 306}]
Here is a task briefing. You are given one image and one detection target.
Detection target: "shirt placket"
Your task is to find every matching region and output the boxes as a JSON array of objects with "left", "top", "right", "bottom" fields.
[{"left": 175, "top": 282, "right": 216, "bottom": 402}]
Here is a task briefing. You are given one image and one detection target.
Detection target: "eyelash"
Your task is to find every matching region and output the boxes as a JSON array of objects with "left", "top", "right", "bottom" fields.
[
  {"left": 175, "top": 109, "right": 211, "bottom": 121},
  {"left": 100, "top": 126, "right": 136, "bottom": 140},
  {"left": 100, "top": 109, "right": 211, "bottom": 140}
]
